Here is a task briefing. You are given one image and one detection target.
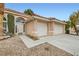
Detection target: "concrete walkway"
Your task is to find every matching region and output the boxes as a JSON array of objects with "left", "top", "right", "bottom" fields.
[
  {"left": 19, "top": 34, "right": 79, "bottom": 56},
  {"left": 19, "top": 35, "right": 47, "bottom": 48}
]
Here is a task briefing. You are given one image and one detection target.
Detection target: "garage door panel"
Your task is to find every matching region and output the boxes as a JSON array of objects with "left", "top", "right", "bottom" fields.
[
  {"left": 54, "top": 23, "right": 63, "bottom": 35},
  {"left": 36, "top": 22, "right": 47, "bottom": 36}
]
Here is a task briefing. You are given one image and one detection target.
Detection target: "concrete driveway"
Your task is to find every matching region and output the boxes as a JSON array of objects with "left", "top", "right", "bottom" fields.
[
  {"left": 45, "top": 34, "right": 79, "bottom": 56},
  {"left": 20, "top": 34, "right": 79, "bottom": 56}
]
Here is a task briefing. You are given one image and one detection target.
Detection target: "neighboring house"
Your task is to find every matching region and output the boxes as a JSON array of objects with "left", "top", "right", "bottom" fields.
[
  {"left": 76, "top": 19, "right": 79, "bottom": 31},
  {"left": 76, "top": 19, "right": 79, "bottom": 35},
  {"left": 69, "top": 27, "right": 76, "bottom": 34},
  {"left": 70, "top": 19, "right": 79, "bottom": 34},
  {"left": 3, "top": 8, "right": 66, "bottom": 37},
  {"left": 0, "top": 3, "right": 4, "bottom": 36}
]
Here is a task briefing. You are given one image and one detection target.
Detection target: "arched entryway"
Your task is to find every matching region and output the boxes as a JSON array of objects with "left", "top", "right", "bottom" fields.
[{"left": 15, "top": 17, "right": 25, "bottom": 35}]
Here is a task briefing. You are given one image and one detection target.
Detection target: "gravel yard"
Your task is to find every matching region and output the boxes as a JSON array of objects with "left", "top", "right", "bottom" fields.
[{"left": 0, "top": 36, "right": 72, "bottom": 56}]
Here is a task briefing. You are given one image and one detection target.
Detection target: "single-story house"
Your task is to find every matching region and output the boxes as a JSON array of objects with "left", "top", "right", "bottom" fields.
[
  {"left": 3, "top": 8, "right": 66, "bottom": 38},
  {"left": 0, "top": 4, "right": 66, "bottom": 37}
]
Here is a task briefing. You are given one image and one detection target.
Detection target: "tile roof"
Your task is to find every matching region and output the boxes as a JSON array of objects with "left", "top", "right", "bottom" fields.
[{"left": 4, "top": 8, "right": 66, "bottom": 24}]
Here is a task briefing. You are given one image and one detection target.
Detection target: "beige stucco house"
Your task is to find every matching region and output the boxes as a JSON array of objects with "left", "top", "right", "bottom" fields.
[{"left": 3, "top": 8, "right": 66, "bottom": 38}]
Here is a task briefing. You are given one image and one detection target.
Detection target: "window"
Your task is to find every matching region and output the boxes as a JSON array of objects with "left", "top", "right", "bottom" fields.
[
  {"left": 3, "top": 17, "right": 6, "bottom": 21},
  {"left": 3, "top": 17, "right": 8, "bottom": 33}
]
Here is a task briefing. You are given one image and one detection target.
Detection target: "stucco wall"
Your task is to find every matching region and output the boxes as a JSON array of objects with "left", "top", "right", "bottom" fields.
[
  {"left": 25, "top": 20, "right": 37, "bottom": 37},
  {"left": 0, "top": 3, "right": 4, "bottom": 36},
  {"left": 0, "top": 14, "right": 3, "bottom": 35},
  {"left": 47, "top": 21, "right": 54, "bottom": 36}
]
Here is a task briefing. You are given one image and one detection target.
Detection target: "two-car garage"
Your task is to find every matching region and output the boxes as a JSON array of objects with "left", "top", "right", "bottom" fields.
[
  {"left": 35, "top": 21, "right": 65, "bottom": 36},
  {"left": 26, "top": 17, "right": 65, "bottom": 37}
]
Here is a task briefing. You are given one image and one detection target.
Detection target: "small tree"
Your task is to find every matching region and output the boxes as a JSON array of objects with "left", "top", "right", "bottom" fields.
[
  {"left": 24, "top": 9, "right": 34, "bottom": 16},
  {"left": 69, "top": 11, "right": 79, "bottom": 35},
  {"left": 7, "top": 13, "right": 14, "bottom": 34}
]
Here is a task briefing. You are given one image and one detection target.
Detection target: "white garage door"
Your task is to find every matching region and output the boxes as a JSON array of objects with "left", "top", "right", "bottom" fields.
[
  {"left": 54, "top": 23, "right": 64, "bottom": 35},
  {"left": 36, "top": 22, "right": 47, "bottom": 36}
]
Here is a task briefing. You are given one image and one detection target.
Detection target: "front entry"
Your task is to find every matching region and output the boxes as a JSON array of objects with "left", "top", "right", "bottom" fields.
[{"left": 16, "top": 22, "right": 24, "bottom": 34}]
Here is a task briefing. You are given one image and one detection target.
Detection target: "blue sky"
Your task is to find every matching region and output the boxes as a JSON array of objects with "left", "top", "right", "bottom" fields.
[{"left": 5, "top": 3, "right": 79, "bottom": 21}]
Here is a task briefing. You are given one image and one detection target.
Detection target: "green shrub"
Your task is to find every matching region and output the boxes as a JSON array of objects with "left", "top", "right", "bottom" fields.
[
  {"left": 7, "top": 13, "right": 14, "bottom": 34},
  {"left": 65, "top": 21, "right": 70, "bottom": 34}
]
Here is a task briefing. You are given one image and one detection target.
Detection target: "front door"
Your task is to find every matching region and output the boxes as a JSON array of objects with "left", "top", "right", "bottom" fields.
[{"left": 16, "top": 22, "right": 24, "bottom": 34}]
